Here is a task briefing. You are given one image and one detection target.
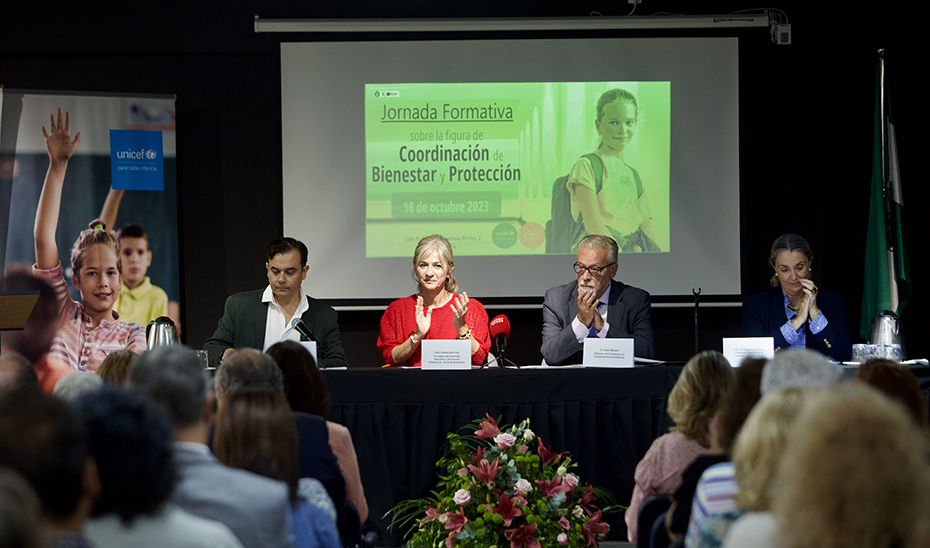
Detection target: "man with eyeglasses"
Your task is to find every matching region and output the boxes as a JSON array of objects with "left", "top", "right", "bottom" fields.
[
  {"left": 203, "top": 237, "right": 348, "bottom": 368},
  {"left": 541, "top": 235, "right": 655, "bottom": 364}
]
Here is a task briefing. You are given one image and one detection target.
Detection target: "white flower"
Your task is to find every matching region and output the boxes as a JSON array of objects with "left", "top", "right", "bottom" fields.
[
  {"left": 438, "top": 513, "right": 449, "bottom": 523},
  {"left": 494, "top": 432, "right": 517, "bottom": 449},
  {"left": 563, "top": 473, "right": 579, "bottom": 489},
  {"left": 572, "top": 506, "right": 584, "bottom": 518},
  {"left": 557, "top": 533, "right": 568, "bottom": 545},
  {"left": 453, "top": 489, "right": 471, "bottom": 506},
  {"left": 523, "top": 429, "right": 535, "bottom": 441},
  {"left": 557, "top": 465, "right": 568, "bottom": 477},
  {"left": 514, "top": 478, "right": 532, "bottom": 494}
]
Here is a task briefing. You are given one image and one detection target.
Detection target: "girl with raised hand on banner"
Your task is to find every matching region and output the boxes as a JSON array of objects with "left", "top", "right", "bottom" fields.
[
  {"left": 33, "top": 108, "right": 146, "bottom": 372},
  {"left": 567, "top": 88, "right": 661, "bottom": 252}
]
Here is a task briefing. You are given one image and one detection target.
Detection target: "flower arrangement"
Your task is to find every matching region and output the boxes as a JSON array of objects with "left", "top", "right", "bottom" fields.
[{"left": 389, "top": 415, "right": 618, "bottom": 548}]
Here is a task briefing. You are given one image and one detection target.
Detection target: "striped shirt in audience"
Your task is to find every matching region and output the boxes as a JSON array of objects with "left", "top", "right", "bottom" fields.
[{"left": 686, "top": 462, "right": 738, "bottom": 546}]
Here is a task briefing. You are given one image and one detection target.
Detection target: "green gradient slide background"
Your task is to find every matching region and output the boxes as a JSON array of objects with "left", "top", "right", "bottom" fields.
[{"left": 365, "top": 82, "right": 670, "bottom": 257}]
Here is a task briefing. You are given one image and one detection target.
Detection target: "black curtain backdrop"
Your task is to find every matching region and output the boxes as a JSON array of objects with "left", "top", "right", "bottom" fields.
[{"left": 0, "top": 2, "right": 927, "bottom": 361}]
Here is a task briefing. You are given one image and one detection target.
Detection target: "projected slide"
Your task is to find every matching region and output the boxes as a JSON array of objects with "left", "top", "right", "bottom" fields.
[{"left": 364, "top": 82, "right": 670, "bottom": 257}]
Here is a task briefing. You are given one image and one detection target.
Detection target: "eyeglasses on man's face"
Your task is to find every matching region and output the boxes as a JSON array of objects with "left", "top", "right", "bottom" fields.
[{"left": 573, "top": 262, "right": 616, "bottom": 277}]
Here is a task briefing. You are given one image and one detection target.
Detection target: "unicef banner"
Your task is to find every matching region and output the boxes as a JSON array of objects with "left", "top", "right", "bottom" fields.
[
  {"left": 0, "top": 91, "right": 180, "bottom": 310},
  {"left": 364, "top": 81, "right": 670, "bottom": 257}
]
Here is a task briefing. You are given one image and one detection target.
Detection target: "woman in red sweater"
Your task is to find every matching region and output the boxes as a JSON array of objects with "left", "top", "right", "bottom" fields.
[{"left": 377, "top": 235, "right": 490, "bottom": 367}]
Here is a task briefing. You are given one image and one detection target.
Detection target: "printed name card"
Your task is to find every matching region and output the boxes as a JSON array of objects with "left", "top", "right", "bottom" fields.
[
  {"left": 109, "top": 129, "right": 165, "bottom": 191},
  {"left": 583, "top": 338, "right": 634, "bottom": 368},
  {"left": 421, "top": 339, "right": 471, "bottom": 370},
  {"left": 263, "top": 340, "right": 316, "bottom": 363},
  {"left": 722, "top": 337, "right": 774, "bottom": 367}
]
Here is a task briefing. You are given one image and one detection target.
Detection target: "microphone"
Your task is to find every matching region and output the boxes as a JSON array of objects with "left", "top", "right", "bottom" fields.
[
  {"left": 294, "top": 320, "right": 317, "bottom": 342},
  {"left": 489, "top": 315, "right": 510, "bottom": 366}
]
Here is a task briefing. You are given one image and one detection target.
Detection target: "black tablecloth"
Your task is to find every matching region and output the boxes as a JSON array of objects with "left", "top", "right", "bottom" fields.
[{"left": 321, "top": 366, "right": 683, "bottom": 545}]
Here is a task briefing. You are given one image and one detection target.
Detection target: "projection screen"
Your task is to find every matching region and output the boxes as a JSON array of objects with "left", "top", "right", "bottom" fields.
[{"left": 281, "top": 37, "right": 739, "bottom": 300}]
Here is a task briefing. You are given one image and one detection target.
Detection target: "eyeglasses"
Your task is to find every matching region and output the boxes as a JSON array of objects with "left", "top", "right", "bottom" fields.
[{"left": 573, "top": 262, "right": 616, "bottom": 277}]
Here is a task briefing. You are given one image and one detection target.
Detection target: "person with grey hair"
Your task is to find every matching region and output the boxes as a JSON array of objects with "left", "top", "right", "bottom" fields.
[
  {"left": 760, "top": 348, "right": 840, "bottom": 394},
  {"left": 128, "top": 346, "right": 291, "bottom": 548},
  {"left": 0, "top": 352, "right": 39, "bottom": 396},
  {"left": 53, "top": 371, "right": 104, "bottom": 401},
  {"left": 213, "top": 348, "right": 284, "bottom": 407},
  {"left": 542, "top": 234, "right": 655, "bottom": 364}
]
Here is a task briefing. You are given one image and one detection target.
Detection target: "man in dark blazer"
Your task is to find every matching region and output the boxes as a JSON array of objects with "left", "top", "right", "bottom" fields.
[
  {"left": 203, "top": 237, "right": 348, "bottom": 368},
  {"left": 542, "top": 235, "right": 655, "bottom": 365}
]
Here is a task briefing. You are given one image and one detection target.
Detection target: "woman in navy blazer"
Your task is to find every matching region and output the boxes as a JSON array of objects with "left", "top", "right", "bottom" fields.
[{"left": 742, "top": 234, "right": 851, "bottom": 361}]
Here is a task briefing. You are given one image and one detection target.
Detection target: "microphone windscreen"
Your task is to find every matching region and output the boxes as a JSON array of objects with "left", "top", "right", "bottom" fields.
[{"left": 489, "top": 315, "right": 511, "bottom": 339}]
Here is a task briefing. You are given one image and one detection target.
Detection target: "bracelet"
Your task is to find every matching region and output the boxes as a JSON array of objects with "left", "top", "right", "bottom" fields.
[
  {"left": 409, "top": 333, "right": 421, "bottom": 345},
  {"left": 457, "top": 329, "right": 472, "bottom": 340}
]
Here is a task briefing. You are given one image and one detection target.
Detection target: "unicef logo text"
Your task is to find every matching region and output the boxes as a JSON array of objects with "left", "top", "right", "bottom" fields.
[{"left": 116, "top": 149, "right": 158, "bottom": 161}]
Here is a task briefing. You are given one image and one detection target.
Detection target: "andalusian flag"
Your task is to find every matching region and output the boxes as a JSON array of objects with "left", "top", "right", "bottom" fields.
[{"left": 861, "top": 51, "right": 911, "bottom": 341}]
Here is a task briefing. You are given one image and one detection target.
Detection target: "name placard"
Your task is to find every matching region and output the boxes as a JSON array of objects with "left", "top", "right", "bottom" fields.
[
  {"left": 263, "top": 339, "right": 317, "bottom": 363},
  {"left": 583, "top": 338, "right": 635, "bottom": 368},
  {"left": 722, "top": 337, "right": 774, "bottom": 367},
  {"left": 421, "top": 339, "right": 471, "bottom": 370}
]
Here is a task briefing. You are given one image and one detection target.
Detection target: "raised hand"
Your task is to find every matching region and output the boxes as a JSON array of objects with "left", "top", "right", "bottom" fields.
[
  {"left": 42, "top": 108, "right": 81, "bottom": 164},
  {"left": 414, "top": 296, "right": 432, "bottom": 338},
  {"left": 452, "top": 292, "right": 469, "bottom": 332}
]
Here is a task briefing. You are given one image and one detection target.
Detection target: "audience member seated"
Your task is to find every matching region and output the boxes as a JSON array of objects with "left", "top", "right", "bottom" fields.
[
  {"left": 128, "top": 346, "right": 291, "bottom": 548},
  {"left": 691, "top": 387, "right": 809, "bottom": 548},
  {"left": 53, "top": 372, "right": 103, "bottom": 401},
  {"left": 668, "top": 359, "right": 766, "bottom": 543},
  {"left": 0, "top": 269, "right": 71, "bottom": 393},
  {"left": 74, "top": 388, "right": 242, "bottom": 548},
  {"left": 625, "top": 350, "right": 734, "bottom": 543},
  {"left": 216, "top": 348, "right": 352, "bottom": 544},
  {"left": 95, "top": 349, "right": 138, "bottom": 385},
  {"left": 0, "top": 388, "right": 100, "bottom": 547},
  {"left": 760, "top": 348, "right": 839, "bottom": 394},
  {"left": 214, "top": 389, "right": 342, "bottom": 548},
  {"left": 855, "top": 358, "right": 929, "bottom": 436},
  {"left": 0, "top": 467, "right": 46, "bottom": 548},
  {"left": 267, "top": 340, "right": 369, "bottom": 522},
  {"left": 0, "top": 352, "right": 39, "bottom": 397},
  {"left": 726, "top": 383, "right": 930, "bottom": 548}
]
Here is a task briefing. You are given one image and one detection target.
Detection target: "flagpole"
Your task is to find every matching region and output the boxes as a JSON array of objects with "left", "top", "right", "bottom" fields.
[{"left": 878, "top": 49, "right": 886, "bottom": 192}]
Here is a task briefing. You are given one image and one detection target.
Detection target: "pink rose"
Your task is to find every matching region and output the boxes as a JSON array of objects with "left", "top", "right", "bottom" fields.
[
  {"left": 516, "top": 444, "right": 529, "bottom": 454},
  {"left": 457, "top": 468, "right": 468, "bottom": 478},
  {"left": 453, "top": 489, "right": 471, "bottom": 506},
  {"left": 563, "top": 473, "right": 579, "bottom": 490},
  {"left": 495, "top": 432, "right": 517, "bottom": 449},
  {"left": 558, "top": 517, "right": 570, "bottom": 530},
  {"left": 557, "top": 533, "right": 568, "bottom": 545},
  {"left": 514, "top": 478, "right": 532, "bottom": 495}
]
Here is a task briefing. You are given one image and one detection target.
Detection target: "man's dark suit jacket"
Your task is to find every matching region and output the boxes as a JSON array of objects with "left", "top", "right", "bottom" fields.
[
  {"left": 541, "top": 279, "right": 655, "bottom": 365},
  {"left": 203, "top": 289, "right": 348, "bottom": 368},
  {"left": 742, "top": 286, "right": 851, "bottom": 362}
]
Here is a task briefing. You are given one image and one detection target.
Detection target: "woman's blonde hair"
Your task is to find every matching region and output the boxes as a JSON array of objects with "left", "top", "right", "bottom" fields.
[
  {"left": 412, "top": 234, "right": 458, "bottom": 294},
  {"left": 772, "top": 382, "right": 930, "bottom": 548},
  {"left": 731, "top": 386, "right": 809, "bottom": 511},
  {"left": 96, "top": 350, "right": 138, "bottom": 385},
  {"left": 70, "top": 218, "right": 120, "bottom": 279},
  {"left": 667, "top": 350, "right": 734, "bottom": 447}
]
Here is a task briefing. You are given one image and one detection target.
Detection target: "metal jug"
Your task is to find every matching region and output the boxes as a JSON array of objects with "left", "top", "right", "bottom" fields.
[
  {"left": 870, "top": 310, "right": 904, "bottom": 356},
  {"left": 146, "top": 316, "right": 180, "bottom": 349}
]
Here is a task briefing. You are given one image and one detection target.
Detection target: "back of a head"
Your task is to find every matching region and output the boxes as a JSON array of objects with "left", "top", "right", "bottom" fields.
[
  {"left": 730, "top": 386, "right": 809, "bottom": 511},
  {"left": 0, "top": 352, "right": 38, "bottom": 397},
  {"left": 760, "top": 348, "right": 839, "bottom": 394},
  {"left": 667, "top": 350, "right": 735, "bottom": 447},
  {"left": 215, "top": 348, "right": 284, "bottom": 396},
  {"left": 0, "top": 468, "right": 45, "bottom": 548},
  {"left": 52, "top": 372, "right": 104, "bottom": 402},
  {"left": 74, "top": 388, "right": 176, "bottom": 525},
  {"left": 213, "top": 389, "right": 299, "bottom": 503},
  {"left": 855, "top": 358, "right": 929, "bottom": 431},
  {"left": 772, "top": 383, "right": 930, "bottom": 548},
  {"left": 265, "top": 340, "right": 329, "bottom": 416},
  {"left": 0, "top": 269, "right": 59, "bottom": 363},
  {"left": 0, "top": 387, "right": 87, "bottom": 523},
  {"left": 715, "top": 358, "right": 766, "bottom": 454},
  {"left": 129, "top": 346, "right": 208, "bottom": 430},
  {"left": 96, "top": 350, "right": 138, "bottom": 386}
]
